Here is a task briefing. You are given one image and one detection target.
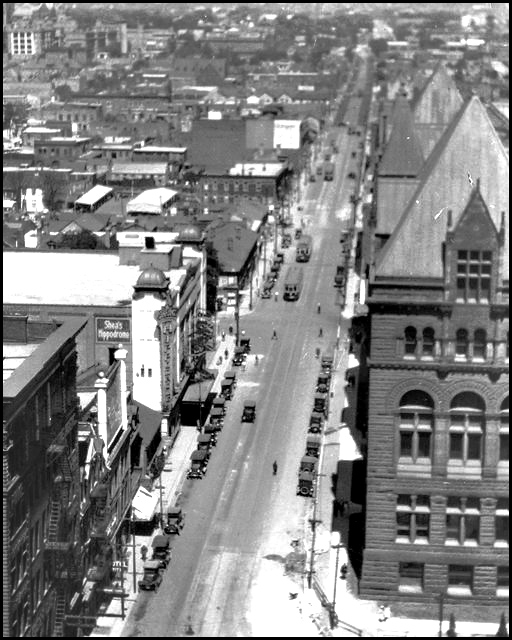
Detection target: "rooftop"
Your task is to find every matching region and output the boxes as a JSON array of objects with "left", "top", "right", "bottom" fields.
[
  {"left": 229, "top": 162, "right": 285, "bottom": 177},
  {"left": 3, "top": 251, "right": 185, "bottom": 307},
  {"left": 3, "top": 343, "right": 39, "bottom": 382}
]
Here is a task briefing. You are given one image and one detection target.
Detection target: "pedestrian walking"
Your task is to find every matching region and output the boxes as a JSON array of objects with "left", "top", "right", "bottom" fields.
[
  {"left": 272, "top": 460, "right": 278, "bottom": 475},
  {"left": 255, "top": 355, "right": 259, "bottom": 366},
  {"left": 224, "top": 348, "right": 229, "bottom": 360},
  {"left": 274, "top": 291, "right": 278, "bottom": 302},
  {"left": 221, "top": 331, "right": 226, "bottom": 341},
  {"left": 317, "top": 303, "right": 321, "bottom": 314},
  {"left": 318, "top": 327, "right": 323, "bottom": 338},
  {"left": 272, "top": 329, "right": 278, "bottom": 340},
  {"left": 140, "top": 545, "right": 148, "bottom": 561}
]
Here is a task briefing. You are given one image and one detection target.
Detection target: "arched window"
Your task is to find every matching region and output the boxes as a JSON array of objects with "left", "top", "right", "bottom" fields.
[
  {"left": 449, "top": 393, "right": 485, "bottom": 464},
  {"left": 399, "top": 391, "right": 434, "bottom": 462},
  {"left": 455, "top": 329, "right": 469, "bottom": 358},
  {"left": 500, "top": 397, "right": 509, "bottom": 463},
  {"left": 422, "top": 328, "right": 435, "bottom": 357},
  {"left": 473, "top": 329, "right": 487, "bottom": 360},
  {"left": 404, "top": 326, "right": 417, "bottom": 356}
]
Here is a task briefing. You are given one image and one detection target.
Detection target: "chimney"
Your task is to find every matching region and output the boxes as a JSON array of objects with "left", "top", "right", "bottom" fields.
[{"left": 447, "top": 209, "right": 453, "bottom": 229}]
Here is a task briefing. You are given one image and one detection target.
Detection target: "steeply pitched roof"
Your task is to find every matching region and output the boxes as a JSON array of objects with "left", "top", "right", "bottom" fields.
[
  {"left": 208, "top": 222, "right": 258, "bottom": 273},
  {"left": 412, "top": 63, "right": 464, "bottom": 156},
  {"left": 379, "top": 95, "right": 424, "bottom": 177},
  {"left": 376, "top": 96, "right": 509, "bottom": 282}
]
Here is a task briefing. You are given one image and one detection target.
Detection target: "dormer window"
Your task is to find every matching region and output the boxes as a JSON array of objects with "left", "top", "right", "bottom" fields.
[{"left": 456, "top": 250, "right": 492, "bottom": 303}]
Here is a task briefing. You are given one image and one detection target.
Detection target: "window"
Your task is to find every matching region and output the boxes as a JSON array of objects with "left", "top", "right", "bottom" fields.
[
  {"left": 448, "top": 564, "right": 473, "bottom": 595},
  {"left": 398, "top": 562, "right": 424, "bottom": 593},
  {"left": 404, "top": 326, "right": 417, "bottom": 356},
  {"left": 422, "top": 328, "right": 435, "bottom": 357},
  {"left": 396, "top": 494, "right": 430, "bottom": 543},
  {"left": 456, "top": 250, "right": 492, "bottom": 302},
  {"left": 446, "top": 497, "right": 480, "bottom": 545},
  {"left": 497, "top": 567, "right": 509, "bottom": 597},
  {"left": 495, "top": 498, "right": 509, "bottom": 546},
  {"left": 473, "top": 329, "right": 487, "bottom": 360},
  {"left": 449, "top": 393, "right": 485, "bottom": 465},
  {"left": 499, "top": 398, "right": 509, "bottom": 462},
  {"left": 455, "top": 329, "right": 469, "bottom": 359},
  {"left": 398, "top": 391, "right": 434, "bottom": 463},
  {"left": 148, "top": 368, "right": 152, "bottom": 378}
]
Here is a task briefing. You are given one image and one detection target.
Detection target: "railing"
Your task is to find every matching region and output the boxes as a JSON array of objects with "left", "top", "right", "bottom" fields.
[{"left": 311, "top": 575, "right": 365, "bottom": 637}]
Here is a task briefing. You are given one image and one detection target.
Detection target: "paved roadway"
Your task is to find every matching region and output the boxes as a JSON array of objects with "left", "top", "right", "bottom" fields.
[{"left": 121, "top": 97, "right": 366, "bottom": 639}]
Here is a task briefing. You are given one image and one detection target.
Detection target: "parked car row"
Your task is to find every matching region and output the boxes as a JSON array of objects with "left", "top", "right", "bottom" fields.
[
  {"left": 261, "top": 252, "right": 285, "bottom": 298},
  {"left": 297, "top": 355, "right": 333, "bottom": 497}
]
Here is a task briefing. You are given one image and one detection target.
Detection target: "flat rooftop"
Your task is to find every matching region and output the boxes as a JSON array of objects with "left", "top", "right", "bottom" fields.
[
  {"left": 3, "top": 251, "right": 186, "bottom": 307},
  {"left": 3, "top": 343, "right": 39, "bottom": 381}
]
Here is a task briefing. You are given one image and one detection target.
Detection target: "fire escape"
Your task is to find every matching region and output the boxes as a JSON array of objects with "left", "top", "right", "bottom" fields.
[{"left": 44, "top": 411, "right": 81, "bottom": 638}]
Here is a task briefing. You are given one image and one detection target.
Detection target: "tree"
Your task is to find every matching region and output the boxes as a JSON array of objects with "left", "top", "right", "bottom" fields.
[
  {"left": 59, "top": 229, "right": 99, "bottom": 250},
  {"left": 368, "top": 38, "right": 388, "bottom": 57},
  {"left": 41, "top": 171, "right": 65, "bottom": 213}
]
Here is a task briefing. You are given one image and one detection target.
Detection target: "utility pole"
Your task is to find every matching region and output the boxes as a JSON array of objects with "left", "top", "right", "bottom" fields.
[
  {"left": 307, "top": 472, "right": 322, "bottom": 589},
  {"left": 234, "top": 289, "right": 240, "bottom": 347},
  {"left": 438, "top": 592, "right": 444, "bottom": 638},
  {"left": 131, "top": 510, "right": 137, "bottom": 593}
]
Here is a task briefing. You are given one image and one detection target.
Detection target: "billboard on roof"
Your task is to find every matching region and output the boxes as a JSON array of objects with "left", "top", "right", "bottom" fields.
[{"left": 274, "top": 120, "right": 301, "bottom": 150}]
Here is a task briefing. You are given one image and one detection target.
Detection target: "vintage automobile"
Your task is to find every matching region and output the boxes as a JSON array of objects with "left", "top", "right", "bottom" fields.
[
  {"left": 240, "top": 337, "right": 251, "bottom": 353},
  {"left": 224, "top": 369, "right": 237, "bottom": 389},
  {"left": 220, "top": 378, "right": 234, "bottom": 400},
  {"left": 347, "top": 171, "right": 356, "bottom": 179},
  {"left": 321, "top": 354, "right": 333, "bottom": 376},
  {"left": 316, "top": 372, "right": 330, "bottom": 394},
  {"left": 151, "top": 534, "right": 171, "bottom": 568},
  {"left": 241, "top": 400, "right": 256, "bottom": 423},
  {"left": 294, "top": 228, "right": 303, "bottom": 240},
  {"left": 203, "top": 423, "right": 218, "bottom": 444},
  {"left": 197, "top": 433, "right": 215, "bottom": 451},
  {"left": 187, "top": 449, "right": 209, "bottom": 479},
  {"left": 306, "top": 434, "right": 322, "bottom": 458},
  {"left": 274, "top": 252, "right": 285, "bottom": 265},
  {"left": 164, "top": 507, "right": 185, "bottom": 535},
  {"left": 209, "top": 406, "right": 224, "bottom": 428},
  {"left": 299, "top": 455, "right": 318, "bottom": 474},
  {"left": 261, "top": 287, "right": 272, "bottom": 299},
  {"left": 232, "top": 347, "right": 246, "bottom": 367},
  {"left": 309, "top": 172, "right": 316, "bottom": 182},
  {"left": 138, "top": 560, "right": 163, "bottom": 591},
  {"left": 212, "top": 395, "right": 226, "bottom": 416},
  {"left": 297, "top": 471, "right": 315, "bottom": 497},
  {"left": 281, "top": 232, "right": 292, "bottom": 248},
  {"left": 314, "top": 392, "right": 329, "bottom": 417},
  {"left": 308, "top": 411, "right": 324, "bottom": 434}
]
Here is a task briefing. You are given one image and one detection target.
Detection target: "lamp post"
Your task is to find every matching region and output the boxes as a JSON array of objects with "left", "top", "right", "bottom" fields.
[
  {"left": 156, "top": 483, "right": 164, "bottom": 530},
  {"left": 330, "top": 531, "right": 343, "bottom": 629},
  {"left": 307, "top": 472, "right": 322, "bottom": 589}
]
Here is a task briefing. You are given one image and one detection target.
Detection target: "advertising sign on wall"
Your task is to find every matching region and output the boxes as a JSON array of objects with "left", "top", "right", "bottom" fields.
[
  {"left": 106, "top": 363, "right": 123, "bottom": 447},
  {"left": 96, "top": 318, "right": 131, "bottom": 343},
  {"left": 274, "top": 119, "right": 301, "bottom": 150}
]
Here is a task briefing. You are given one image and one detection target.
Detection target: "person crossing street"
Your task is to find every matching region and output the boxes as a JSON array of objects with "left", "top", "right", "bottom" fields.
[{"left": 272, "top": 460, "right": 278, "bottom": 475}]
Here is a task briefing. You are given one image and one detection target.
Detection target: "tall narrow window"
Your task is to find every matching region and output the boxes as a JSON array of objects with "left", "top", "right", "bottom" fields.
[
  {"left": 396, "top": 494, "right": 430, "bottom": 543},
  {"left": 456, "top": 250, "right": 492, "bottom": 302},
  {"left": 446, "top": 497, "right": 480, "bottom": 545},
  {"left": 473, "top": 329, "right": 487, "bottom": 360},
  {"left": 399, "top": 391, "right": 434, "bottom": 463},
  {"left": 448, "top": 564, "right": 473, "bottom": 595},
  {"left": 398, "top": 562, "right": 424, "bottom": 593},
  {"left": 449, "top": 392, "right": 485, "bottom": 465},
  {"left": 404, "top": 326, "right": 417, "bottom": 356},
  {"left": 499, "top": 398, "right": 509, "bottom": 462},
  {"left": 495, "top": 498, "right": 509, "bottom": 546},
  {"left": 455, "top": 329, "right": 469, "bottom": 359},
  {"left": 422, "top": 327, "right": 435, "bottom": 357}
]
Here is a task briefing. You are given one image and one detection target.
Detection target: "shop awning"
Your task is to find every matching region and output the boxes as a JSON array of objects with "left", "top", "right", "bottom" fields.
[
  {"left": 183, "top": 380, "right": 214, "bottom": 403},
  {"left": 132, "top": 486, "right": 159, "bottom": 521}
]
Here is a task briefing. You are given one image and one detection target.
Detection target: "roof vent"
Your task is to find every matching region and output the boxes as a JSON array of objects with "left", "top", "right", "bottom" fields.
[{"left": 145, "top": 236, "right": 155, "bottom": 249}]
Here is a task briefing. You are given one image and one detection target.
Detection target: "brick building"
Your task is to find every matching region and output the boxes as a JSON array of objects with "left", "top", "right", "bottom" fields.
[
  {"left": 3, "top": 316, "right": 87, "bottom": 637},
  {"left": 359, "top": 91, "right": 509, "bottom": 615}
]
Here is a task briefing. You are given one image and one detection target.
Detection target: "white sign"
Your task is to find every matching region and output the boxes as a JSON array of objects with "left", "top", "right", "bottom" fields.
[{"left": 274, "top": 120, "right": 301, "bottom": 150}]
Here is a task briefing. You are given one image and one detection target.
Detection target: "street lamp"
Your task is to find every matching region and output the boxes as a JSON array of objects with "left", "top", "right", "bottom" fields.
[{"left": 330, "top": 531, "right": 344, "bottom": 629}]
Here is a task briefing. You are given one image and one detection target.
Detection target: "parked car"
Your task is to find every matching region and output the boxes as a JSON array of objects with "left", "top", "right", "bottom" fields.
[
  {"left": 138, "top": 560, "right": 163, "bottom": 591},
  {"left": 164, "top": 507, "right": 185, "bottom": 535},
  {"left": 151, "top": 534, "right": 171, "bottom": 568},
  {"left": 241, "top": 400, "right": 256, "bottom": 423}
]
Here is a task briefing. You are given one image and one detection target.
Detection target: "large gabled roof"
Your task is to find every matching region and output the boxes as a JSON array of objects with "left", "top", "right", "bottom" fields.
[
  {"left": 379, "top": 95, "right": 424, "bottom": 177},
  {"left": 412, "top": 62, "right": 464, "bottom": 156},
  {"left": 376, "top": 96, "right": 509, "bottom": 282}
]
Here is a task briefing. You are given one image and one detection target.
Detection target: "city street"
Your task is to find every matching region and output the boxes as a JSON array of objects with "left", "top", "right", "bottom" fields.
[{"left": 119, "top": 105, "right": 363, "bottom": 638}]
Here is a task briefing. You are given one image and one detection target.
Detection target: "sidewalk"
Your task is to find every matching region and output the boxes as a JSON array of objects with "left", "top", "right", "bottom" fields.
[{"left": 89, "top": 337, "right": 240, "bottom": 637}]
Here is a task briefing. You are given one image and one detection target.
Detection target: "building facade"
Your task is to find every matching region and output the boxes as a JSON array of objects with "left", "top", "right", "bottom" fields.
[
  {"left": 3, "top": 316, "right": 87, "bottom": 637},
  {"left": 359, "top": 90, "right": 509, "bottom": 615}
]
